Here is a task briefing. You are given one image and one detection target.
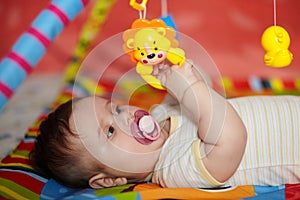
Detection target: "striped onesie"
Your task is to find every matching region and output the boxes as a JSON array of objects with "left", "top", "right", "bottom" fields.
[{"left": 151, "top": 95, "right": 300, "bottom": 188}]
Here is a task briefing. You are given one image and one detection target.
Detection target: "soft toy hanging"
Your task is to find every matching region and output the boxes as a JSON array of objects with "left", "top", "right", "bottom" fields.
[
  {"left": 123, "top": 0, "right": 186, "bottom": 90},
  {"left": 261, "top": 0, "right": 293, "bottom": 68}
]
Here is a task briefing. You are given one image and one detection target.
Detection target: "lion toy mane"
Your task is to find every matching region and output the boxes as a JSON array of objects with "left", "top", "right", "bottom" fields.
[{"left": 123, "top": 19, "right": 186, "bottom": 90}]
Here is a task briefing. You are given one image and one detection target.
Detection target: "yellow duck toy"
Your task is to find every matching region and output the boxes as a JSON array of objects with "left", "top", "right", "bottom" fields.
[
  {"left": 123, "top": 19, "right": 186, "bottom": 90},
  {"left": 261, "top": 25, "right": 293, "bottom": 68}
]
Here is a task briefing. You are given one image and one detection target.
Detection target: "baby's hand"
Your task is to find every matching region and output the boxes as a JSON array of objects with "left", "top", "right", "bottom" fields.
[
  {"left": 152, "top": 63, "right": 169, "bottom": 76},
  {"left": 155, "top": 61, "right": 199, "bottom": 102}
]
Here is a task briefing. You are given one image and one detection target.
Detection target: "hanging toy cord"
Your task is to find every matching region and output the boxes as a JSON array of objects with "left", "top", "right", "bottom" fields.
[
  {"left": 160, "top": 0, "right": 178, "bottom": 38},
  {"left": 260, "top": 0, "right": 293, "bottom": 68},
  {"left": 161, "top": 0, "right": 167, "bottom": 17},
  {"left": 139, "top": 5, "right": 147, "bottom": 19},
  {"left": 130, "top": 0, "right": 148, "bottom": 19},
  {"left": 273, "top": 0, "right": 277, "bottom": 26}
]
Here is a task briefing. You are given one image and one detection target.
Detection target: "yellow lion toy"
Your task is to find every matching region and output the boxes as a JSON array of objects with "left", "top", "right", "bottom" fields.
[{"left": 123, "top": 19, "right": 186, "bottom": 90}]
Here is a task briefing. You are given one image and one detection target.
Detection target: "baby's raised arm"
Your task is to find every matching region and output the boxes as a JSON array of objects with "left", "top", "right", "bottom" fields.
[{"left": 156, "top": 61, "right": 247, "bottom": 183}]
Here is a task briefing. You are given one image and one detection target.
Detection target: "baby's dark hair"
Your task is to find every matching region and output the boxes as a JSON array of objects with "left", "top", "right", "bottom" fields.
[{"left": 30, "top": 98, "right": 103, "bottom": 188}]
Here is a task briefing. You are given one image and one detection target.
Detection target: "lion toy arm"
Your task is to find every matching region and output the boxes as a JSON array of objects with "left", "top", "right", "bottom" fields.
[
  {"left": 136, "top": 62, "right": 153, "bottom": 75},
  {"left": 167, "top": 47, "right": 186, "bottom": 66}
]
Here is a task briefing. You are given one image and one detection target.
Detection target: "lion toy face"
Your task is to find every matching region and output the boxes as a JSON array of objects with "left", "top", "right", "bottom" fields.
[
  {"left": 122, "top": 19, "right": 185, "bottom": 90},
  {"left": 126, "top": 28, "right": 171, "bottom": 65}
]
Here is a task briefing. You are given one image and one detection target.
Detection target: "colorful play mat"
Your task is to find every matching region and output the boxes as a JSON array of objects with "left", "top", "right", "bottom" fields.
[{"left": 1, "top": 0, "right": 300, "bottom": 199}]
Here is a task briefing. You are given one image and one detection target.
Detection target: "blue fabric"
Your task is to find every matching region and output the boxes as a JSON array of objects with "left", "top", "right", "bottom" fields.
[
  {"left": 52, "top": 0, "right": 86, "bottom": 21},
  {"left": 31, "top": 10, "right": 64, "bottom": 41},
  {"left": 0, "top": 58, "right": 26, "bottom": 91},
  {"left": 243, "top": 185, "right": 285, "bottom": 200},
  {"left": 40, "top": 179, "right": 94, "bottom": 200},
  {"left": 12, "top": 34, "right": 46, "bottom": 67},
  {"left": 40, "top": 179, "right": 141, "bottom": 200},
  {"left": 160, "top": 14, "right": 177, "bottom": 31},
  {"left": 0, "top": 94, "right": 7, "bottom": 111}
]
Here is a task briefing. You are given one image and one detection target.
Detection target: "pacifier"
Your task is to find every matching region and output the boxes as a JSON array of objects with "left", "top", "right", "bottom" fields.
[{"left": 130, "top": 110, "right": 161, "bottom": 145}]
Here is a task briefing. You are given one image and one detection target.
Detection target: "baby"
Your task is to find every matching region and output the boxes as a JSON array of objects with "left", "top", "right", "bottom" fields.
[{"left": 30, "top": 61, "right": 300, "bottom": 189}]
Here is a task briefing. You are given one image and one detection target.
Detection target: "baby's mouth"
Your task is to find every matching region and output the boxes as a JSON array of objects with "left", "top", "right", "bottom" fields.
[{"left": 130, "top": 110, "right": 161, "bottom": 145}]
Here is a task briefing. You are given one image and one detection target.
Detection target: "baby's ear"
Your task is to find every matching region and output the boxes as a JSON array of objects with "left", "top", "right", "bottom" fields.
[{"left": 89, "top": 173, "right": 127, "bottom": 188}]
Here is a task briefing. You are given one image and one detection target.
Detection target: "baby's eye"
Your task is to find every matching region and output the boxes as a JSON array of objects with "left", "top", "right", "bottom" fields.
[
  {"left": 111, "top": 103, "right": 121, "bottom": 115},
  {"left": 115, "top": 105, "right": 121, "bottom": 115},
  {"left": 112, "top": 104, "right": 121, "bottom": 115},
  {"left": 107, "top": 126, "right": 114, "bottom": 139}
]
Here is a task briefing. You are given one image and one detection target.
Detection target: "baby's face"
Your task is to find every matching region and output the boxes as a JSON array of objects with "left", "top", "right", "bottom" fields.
[{"left": 69, "top": 96, "right": 168, "bottom": 176}]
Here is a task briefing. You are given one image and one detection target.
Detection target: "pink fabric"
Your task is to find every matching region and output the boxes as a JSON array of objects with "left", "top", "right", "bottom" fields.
[
  {"left": 7, "top": 52, "right": 32, "bottom": 74},
  {"left": 27, "top": 27, "right": 50, "bottom": 48},
  {"left": 47, "top": 4, "right": 69, "bottom": 26},
  {"left": 0, "top": 81, "right": 13, "bottom": 98}
]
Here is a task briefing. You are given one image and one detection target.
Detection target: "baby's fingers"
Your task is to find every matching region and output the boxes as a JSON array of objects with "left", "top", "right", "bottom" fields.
[
  {"left": 158, "top": 63, "right": 169, "bottom": 70},
  {"left": 156, "top": 69, "right": 171, "bottom": 86}
]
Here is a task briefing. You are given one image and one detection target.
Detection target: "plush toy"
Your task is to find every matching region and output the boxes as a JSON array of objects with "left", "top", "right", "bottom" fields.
[{"left": 123, "top": 19, "right": 186, "bottom": 90}]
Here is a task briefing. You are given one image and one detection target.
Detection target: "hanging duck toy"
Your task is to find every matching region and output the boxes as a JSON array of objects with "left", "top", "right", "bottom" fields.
[{"left": 261, "top": 0, "right": 293, "bottom": 68}]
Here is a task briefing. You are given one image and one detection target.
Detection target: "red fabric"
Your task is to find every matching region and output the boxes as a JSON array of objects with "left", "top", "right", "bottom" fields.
[
  {"left": 285, "top": 184, "right": 300, "bottom": 200},
  {"left": 0, "top": 170, "right": 44, "bottom": 194},
  {"left": 15, "top": 141, "right": 35, "bottom": 151},
  {"left": 1, "top": 156, "right": 30, "bottom": 166}
]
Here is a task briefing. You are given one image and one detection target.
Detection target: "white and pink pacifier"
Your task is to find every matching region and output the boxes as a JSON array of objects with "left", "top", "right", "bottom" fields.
[{"left": 130, "top": 110, "right": 161, "bottom": 145}]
